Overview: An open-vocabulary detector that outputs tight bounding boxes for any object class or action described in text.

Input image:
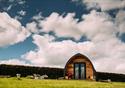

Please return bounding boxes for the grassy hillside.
[0,78,125,88]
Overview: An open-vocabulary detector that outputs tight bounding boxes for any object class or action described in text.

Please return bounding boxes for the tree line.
[0,64,64,79]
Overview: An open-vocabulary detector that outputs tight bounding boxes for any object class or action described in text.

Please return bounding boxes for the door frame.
[74,62,86,79]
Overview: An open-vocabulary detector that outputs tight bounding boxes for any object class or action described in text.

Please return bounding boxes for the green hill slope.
[0,78,125,88]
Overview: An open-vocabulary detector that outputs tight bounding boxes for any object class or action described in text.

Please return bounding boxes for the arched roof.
[64,53,96,73]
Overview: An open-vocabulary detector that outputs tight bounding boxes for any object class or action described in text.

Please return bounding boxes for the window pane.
[80,64,85,79]
[74,64,79,79]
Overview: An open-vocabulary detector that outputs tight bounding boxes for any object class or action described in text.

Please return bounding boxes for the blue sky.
[0,0,87,59]
[0,0,125,74]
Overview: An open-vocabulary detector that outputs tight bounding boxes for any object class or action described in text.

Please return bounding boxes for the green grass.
[0,78,125,88]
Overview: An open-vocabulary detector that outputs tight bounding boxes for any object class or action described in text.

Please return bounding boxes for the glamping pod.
[64,53,96,80]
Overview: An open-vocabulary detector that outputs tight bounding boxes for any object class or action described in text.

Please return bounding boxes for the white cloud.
[35,10,117,42]
[39,12,82,40]
[3,4,13,11]
[23,33,125,73]
[115,10,125,35]
[8,0,26,5]
[7,5,12,11]
[26,12,44,33]
[9,0,15,2]
[0,59,29,66]
[78,10,116,42]
[82,0,125,11]
[23,34,94,67]
[32,12,43,21]
[1,0,26,11]
[23,10,125,74]
[14,15,23,20]
[0,12,30,47]
[18,0,26,5]
[18,10,26,16]
[26,21,39,33]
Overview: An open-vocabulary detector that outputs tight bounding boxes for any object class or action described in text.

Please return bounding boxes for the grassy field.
[0,78,125,88]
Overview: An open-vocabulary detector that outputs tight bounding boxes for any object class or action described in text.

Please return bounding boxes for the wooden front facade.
[64,53,96,80]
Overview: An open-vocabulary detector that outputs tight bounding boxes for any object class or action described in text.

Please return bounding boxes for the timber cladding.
[64,53,96,80]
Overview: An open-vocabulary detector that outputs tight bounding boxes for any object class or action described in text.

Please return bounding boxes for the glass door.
[74,63,86,79]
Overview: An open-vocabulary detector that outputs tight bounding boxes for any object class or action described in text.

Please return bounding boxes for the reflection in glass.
[74,64,79,79]
[81,64,85,79]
